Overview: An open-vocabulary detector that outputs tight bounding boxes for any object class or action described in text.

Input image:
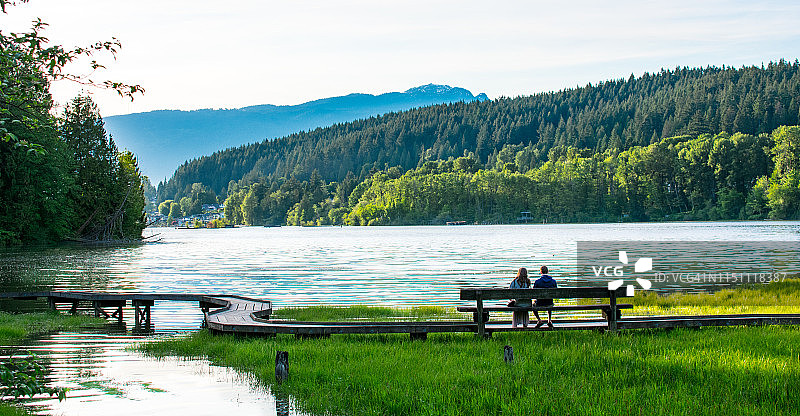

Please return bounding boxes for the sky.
[2,0,800,116]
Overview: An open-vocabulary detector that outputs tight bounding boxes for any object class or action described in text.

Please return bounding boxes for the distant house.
[517,211,533,223]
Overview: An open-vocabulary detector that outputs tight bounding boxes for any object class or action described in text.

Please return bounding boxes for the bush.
[1,352,66,401]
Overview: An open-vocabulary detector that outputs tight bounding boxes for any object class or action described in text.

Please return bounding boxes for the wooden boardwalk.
[2,291,800,338]
[0,291,270,329]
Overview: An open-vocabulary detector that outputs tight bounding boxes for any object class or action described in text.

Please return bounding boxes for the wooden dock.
[2,291,800,338]
[0,291,270,330]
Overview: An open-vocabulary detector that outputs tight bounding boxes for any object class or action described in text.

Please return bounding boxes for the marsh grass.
[140,280,800,415]
[0,311,104,344]
[0,403,27,416]
[272,305,462,322]
[0,312,103,414]
[141,327,800,416]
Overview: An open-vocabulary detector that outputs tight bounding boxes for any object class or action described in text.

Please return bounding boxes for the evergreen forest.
[158,62,800,226]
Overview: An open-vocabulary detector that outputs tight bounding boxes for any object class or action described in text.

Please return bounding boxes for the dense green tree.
[60,96,120,235]
[116,151,147,238]
[0,124,73,244]
[167,202,181,223]
[767,126,800,218]
[142,176,157,202]
[158,200,174,216]
[0,1,143,245]
[59,96,146,240]
[223,190,246,225]
[214,126,798,227]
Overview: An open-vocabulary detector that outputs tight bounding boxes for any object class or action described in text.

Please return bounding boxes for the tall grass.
[0,311,104,344]
[272,305,461,322]
[141,327,800,416]
[0,403,27,416]
[631,279,800,316]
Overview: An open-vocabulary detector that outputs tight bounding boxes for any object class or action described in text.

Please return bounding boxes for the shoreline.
[145,218,800,230]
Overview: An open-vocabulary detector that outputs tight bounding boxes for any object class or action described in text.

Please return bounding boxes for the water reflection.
[2,223,798,312]
[274,391,291,416]
[2,331,307,416]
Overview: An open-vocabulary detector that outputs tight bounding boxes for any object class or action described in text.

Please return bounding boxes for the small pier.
[2,291,800,338]
[0,291,270,331]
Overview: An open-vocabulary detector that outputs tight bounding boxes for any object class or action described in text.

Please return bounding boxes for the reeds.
[0,312,104,344]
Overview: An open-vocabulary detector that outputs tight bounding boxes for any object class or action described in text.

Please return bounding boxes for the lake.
[1,222,799,415]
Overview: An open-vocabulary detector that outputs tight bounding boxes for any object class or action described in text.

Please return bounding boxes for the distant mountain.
[104,84,488,181]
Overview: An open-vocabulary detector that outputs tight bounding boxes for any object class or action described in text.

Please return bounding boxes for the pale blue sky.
[3,0,799,116]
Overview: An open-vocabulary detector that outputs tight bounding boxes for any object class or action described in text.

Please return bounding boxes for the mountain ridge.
[104,84,487,181]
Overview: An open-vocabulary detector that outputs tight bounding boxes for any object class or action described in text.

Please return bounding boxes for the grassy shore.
[0,311,104,344]
[142,328,799,416]
[0,404,28,416]
[272,305,459,322]
[141,281,800,416]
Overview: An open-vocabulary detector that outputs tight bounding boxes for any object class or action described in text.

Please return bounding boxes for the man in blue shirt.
[533,266,557,329]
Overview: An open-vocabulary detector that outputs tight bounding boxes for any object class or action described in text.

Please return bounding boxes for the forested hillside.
[159,61,800,203]
[161,126,798,227]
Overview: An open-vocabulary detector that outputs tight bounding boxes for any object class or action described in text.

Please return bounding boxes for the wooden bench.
[459,287,631,337]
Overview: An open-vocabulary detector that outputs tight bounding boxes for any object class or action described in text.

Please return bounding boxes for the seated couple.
[509,266,557,329]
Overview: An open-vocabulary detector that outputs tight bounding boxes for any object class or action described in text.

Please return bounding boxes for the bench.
[456,304,634,322]
[459,287,631,337]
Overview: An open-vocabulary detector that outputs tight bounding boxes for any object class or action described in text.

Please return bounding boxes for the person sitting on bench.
[509,267,531,328]
[533,266,557,329]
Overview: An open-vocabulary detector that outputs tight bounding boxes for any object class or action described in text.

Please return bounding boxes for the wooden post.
[503,345,514,363]
[135,303,142,326]
[47,297,56,311]
[410,332,427,341]
[476,291,486,338]
[134,300,153,328]
[69,302,79,315]
[110,306,123,324]
[275,351,289,383]
[608,290,618,333]
[200,305,209,328]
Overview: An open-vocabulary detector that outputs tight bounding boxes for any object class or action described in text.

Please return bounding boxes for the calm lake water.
[3,332,302,416]
[1,222,799,415]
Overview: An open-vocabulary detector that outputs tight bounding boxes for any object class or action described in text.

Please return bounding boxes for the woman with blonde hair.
[509,267,532,327]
